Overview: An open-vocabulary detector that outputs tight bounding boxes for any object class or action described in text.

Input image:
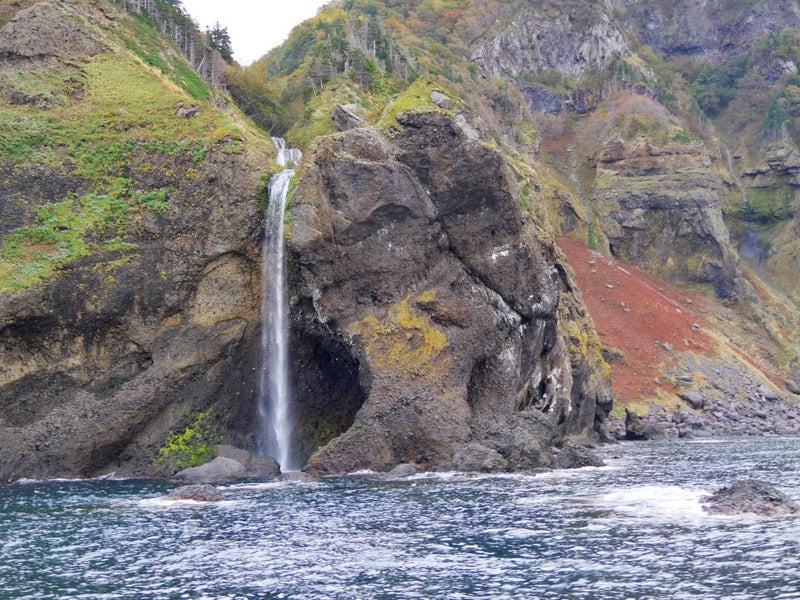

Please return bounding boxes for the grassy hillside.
[0,0,272,293]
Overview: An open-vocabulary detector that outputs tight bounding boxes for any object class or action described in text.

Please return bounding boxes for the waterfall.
[258,137,301,471]
[723,145,793,300]
[723,145,749,207]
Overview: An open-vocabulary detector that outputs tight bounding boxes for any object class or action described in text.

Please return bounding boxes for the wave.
[596,485,712,520]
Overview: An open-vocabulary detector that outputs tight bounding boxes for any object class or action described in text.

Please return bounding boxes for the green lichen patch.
[0,193,131,292]
[156,410,221,472]
[741,185,796,223]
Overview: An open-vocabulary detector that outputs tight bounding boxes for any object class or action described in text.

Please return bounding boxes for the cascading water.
[724,145,749,208]
[258,137,301,471]
[724,145,795,302]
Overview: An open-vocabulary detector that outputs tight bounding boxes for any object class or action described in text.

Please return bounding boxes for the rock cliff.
[471,4,628,80]
[592,133,747,299]
[288,111,611,474]
[463,1,799,301]
[618,0,800,63]
[0,0,271,480]
[4,0,800,480]
[0,147,266,480]
[454,0,799,421]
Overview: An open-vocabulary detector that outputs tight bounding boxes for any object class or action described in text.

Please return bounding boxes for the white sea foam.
[347,469,380,476]
[597,485,711,519]
[136,497,239,509]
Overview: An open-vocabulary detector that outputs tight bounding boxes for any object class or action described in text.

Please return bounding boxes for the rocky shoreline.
[608,352,800,440]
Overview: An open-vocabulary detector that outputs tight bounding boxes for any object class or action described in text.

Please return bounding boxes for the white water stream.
[722,145,795,301]
[257,137,301,471]
[723,145,749,207]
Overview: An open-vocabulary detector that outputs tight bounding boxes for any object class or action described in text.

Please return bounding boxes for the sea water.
[1,437,799,599]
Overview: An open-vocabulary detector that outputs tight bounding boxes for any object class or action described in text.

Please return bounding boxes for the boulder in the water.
[624,407,666,441]
[164,484,226,502]
[215,445,280,477]
[445,442,508,472]
[174,456,246,483]
[703,479,800,516]
[386,463,422,478]
[551,442,605,469]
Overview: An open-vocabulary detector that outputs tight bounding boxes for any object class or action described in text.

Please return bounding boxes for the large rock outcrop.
[471,2,629,115]
[0,148,267,481]
[0,0,271,481]
[471,4,628,81]
[592,133,748,299]
[0,2,102,60]
[288,111,611,475]
[618,0,800,63]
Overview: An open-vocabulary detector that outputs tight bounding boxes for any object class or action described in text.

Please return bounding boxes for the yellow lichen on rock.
[351,294,448,378]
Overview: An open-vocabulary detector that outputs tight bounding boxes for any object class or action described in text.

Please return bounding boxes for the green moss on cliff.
[378,77,457,132]
[156,410,220,472]
[0,194,128,292]
[0,5,272,293]
[742,186,796,223]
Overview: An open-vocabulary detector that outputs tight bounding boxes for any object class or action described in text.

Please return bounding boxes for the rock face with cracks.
[0,0,273,482]
[592,134,749,300]
[289,112,611,475]
[0,147,267,482]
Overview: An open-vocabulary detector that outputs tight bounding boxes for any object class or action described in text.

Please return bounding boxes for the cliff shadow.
[289,313,367,467]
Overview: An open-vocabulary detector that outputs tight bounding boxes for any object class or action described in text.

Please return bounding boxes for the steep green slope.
[0,0,271,293]
[0,0,275,479]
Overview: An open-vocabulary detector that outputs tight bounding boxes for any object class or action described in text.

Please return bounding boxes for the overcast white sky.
[181,0,330,65]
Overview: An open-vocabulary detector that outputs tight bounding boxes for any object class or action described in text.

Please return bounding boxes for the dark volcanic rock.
[0,0,271,482]
[624,407,666,440]
[551,442,605,469]
[445,443,508,473]
[0,146,267,482]
[624,407,647,440]
[164,484,226,502]
[703,479,800,516]
[215,445,280,477]
[289,113,611,475]
[386,463,422,478]
[174,457,247,483]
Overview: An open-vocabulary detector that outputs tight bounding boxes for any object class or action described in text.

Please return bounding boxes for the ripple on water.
[1,437,799,599]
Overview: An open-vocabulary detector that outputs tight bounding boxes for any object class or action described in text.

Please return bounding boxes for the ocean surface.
[1,436,799,599]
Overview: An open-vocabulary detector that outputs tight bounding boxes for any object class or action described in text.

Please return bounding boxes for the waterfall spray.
[257,138,301,471]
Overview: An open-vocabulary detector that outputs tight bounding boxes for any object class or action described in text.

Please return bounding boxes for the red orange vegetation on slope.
[557,237,718,405]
